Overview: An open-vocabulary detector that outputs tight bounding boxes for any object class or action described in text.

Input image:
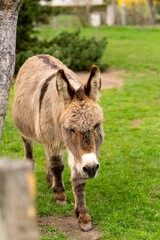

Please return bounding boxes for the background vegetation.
[16,29,107,73]
[1,24,160,239]
[15,0,107,73]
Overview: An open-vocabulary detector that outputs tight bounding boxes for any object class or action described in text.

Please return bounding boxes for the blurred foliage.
[16,30,107,73]
[16,1,107,73]
[16,0,40,52]
[16,0,55,52]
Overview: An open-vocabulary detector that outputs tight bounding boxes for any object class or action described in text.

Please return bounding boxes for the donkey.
[12,54,103,231]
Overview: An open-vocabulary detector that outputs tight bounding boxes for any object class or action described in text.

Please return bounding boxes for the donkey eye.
[94,123,99,130]
[69,128,75,134]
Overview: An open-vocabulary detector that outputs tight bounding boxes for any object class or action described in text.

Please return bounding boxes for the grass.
[35,24,160,73]
[1,24,160,239]
[41,225,69,240]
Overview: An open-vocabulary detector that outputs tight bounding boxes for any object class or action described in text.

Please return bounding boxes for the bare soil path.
[38,68,125,239]
[39,216,101,240]
[76,68,125,89]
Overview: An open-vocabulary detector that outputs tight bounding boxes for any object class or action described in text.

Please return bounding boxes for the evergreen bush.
[16,1,107,73]
[15,30,107,73]
[16,0,40,52]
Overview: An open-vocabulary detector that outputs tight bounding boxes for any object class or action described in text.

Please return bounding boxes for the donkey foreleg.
[72,173,92,231]
[22,136,34,169]
[46,153,66,205]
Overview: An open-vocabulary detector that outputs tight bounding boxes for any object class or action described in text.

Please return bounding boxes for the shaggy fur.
[12,54,104,231]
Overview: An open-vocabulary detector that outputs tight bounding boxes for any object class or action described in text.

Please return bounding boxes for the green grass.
[41,225,69,240]
[35,24,160,73]
[1,25,160,239]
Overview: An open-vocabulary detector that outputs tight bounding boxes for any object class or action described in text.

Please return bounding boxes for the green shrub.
[16,0,40,52]
[15,30,107,73]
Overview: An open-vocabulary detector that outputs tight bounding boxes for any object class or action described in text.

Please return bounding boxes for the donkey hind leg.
[71,171,92,232]
[46,153,66,205]
[22,136,34,169]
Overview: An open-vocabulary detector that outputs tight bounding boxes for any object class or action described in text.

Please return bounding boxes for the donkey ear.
[84,65,101,101]
[56,69,75,104]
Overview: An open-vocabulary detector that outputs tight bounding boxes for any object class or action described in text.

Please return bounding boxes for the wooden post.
[0,159,39,240]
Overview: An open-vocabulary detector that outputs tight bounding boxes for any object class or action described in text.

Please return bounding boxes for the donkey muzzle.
[83,163,100,178]
[81,153,100,178]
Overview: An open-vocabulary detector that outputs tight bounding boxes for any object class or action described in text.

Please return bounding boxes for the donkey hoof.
[79,222,92,232]
[56,199,67,206]
[55,192,67,206]
[78,213,92,231]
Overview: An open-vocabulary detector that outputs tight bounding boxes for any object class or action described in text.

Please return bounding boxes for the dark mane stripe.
[38,55,58,69]
[39,73,55,111]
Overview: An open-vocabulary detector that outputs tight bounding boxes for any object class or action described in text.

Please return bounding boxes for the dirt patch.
[76,68,125,89]
[38,216,101,240]
[131,119,143,127]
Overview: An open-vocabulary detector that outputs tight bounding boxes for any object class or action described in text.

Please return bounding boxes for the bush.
[16,0,54,52]
[15,30,107,73]
[16,0,40,52]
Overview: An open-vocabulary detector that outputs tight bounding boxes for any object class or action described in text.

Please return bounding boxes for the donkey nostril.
[83,167,88,173]
[83,165,99,177]
[83,166,91,176]
[96,164,100,170]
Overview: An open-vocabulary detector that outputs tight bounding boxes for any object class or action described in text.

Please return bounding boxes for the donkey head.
[56,65,103,179]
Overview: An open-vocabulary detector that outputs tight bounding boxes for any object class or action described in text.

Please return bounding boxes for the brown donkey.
[12,55,103,231]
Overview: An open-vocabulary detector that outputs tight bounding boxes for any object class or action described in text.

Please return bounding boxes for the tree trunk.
[106,1,116,26]
[148,0,156,25]
[0,159,39,240]
[121,0,126,26]
[0,0,21,141]
[74,6,91,27]
[73,0,91,27]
